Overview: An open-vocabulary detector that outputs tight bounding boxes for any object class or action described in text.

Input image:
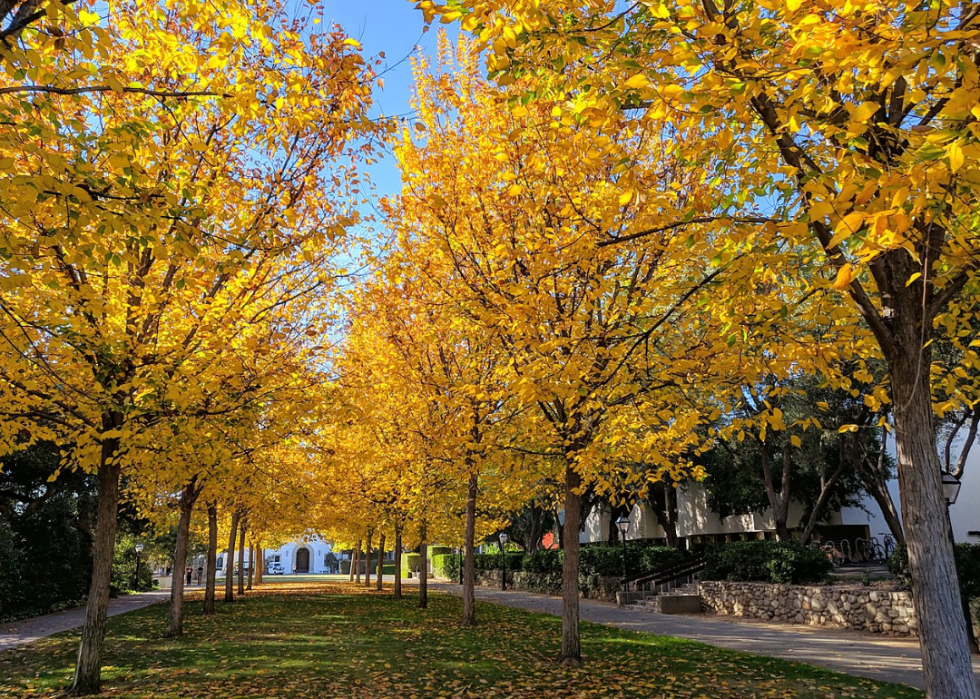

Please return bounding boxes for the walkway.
[0,591,169,652]
[426,581,980,691]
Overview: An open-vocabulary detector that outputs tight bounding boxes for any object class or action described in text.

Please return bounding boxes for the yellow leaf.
[832,263,855,289]
[828,212,865,248]
[618,189,633,206]
[851,101,879,123]
[625,74,650,89]
[906,272,922,287]
[790,435,802,448]
[948,141,964,173]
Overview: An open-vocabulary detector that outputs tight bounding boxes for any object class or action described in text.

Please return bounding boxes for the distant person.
[186,567,193,586]
[196,567,203,585]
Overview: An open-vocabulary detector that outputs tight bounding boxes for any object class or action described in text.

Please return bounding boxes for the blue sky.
[325,0,457,200]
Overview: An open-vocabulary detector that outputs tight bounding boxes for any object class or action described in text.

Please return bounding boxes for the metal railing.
[620,553,706,593]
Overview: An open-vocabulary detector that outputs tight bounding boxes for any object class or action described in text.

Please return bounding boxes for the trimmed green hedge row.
[427,543,685,581]
[703,541,832,584]
[888,543,980,597]
[432,553,459,580]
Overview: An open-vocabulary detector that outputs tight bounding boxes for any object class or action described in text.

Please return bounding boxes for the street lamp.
[499,532,509,591]
[133,543,145,591]
[616,515,631,593]
[942,472,962,505]
[458,547,463,585]
[556,509,565,550]
[940,472,977,652]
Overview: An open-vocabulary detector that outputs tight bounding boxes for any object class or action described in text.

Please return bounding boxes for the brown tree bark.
[759,442,792,541]
[203,501,218,615]
[393,527,403,599]
[167,478,200,637]
[376,533,385,591]
[246,541,254,591]
[365,531,373,588]
[462,473,478,626]
[254,543,263,586]
[891,346,977,697]
[857,428,905,542]
[354,540,361,584]
[648,482,680,548]
[560,466,582,665]
[236,522,245,595]
[224,510,239,603]
[419,525,428,609]
[70,438,122,695]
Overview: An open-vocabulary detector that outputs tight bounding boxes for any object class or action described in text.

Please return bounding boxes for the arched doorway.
[295,547,310,574]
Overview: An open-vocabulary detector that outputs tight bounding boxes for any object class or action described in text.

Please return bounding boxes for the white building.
[216,535,338,576]
[582,447,980,546]
[582,481,877,546]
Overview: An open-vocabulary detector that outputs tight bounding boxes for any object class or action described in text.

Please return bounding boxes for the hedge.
[431,553,460,580]
[520,544,684,579]
[888,543,980,598]
[402,553,423,576]
[703,541,832,584]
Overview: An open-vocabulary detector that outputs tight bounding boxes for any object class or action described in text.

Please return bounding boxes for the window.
[216,556,224,569]
[274,555,280,563]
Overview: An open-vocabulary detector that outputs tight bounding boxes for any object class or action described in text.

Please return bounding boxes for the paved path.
[425,581,980,691]
[0,591,169,652]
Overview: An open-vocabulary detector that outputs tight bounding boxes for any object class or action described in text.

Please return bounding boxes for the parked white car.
[269,563,285,575]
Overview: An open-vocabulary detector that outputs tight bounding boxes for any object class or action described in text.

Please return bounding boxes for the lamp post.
[941,472,977,654]
[616,515,631,593]
[556,509,565,550]
[458,547,463,585]
[133,543,144,591]
[499,532,509,591]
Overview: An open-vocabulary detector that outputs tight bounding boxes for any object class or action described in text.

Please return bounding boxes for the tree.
[434,2,980,693]
[1,1,377,690]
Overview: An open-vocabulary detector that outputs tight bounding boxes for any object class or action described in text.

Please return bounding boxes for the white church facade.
[215,535,338,576]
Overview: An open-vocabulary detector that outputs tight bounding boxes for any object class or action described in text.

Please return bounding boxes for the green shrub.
[521,544,684,579]
[703,541,831,584]
[889,542,980,598]
[429,546,452,558]
[431,553,461,580]
[473,551,524,572]
[522,549,563,575]
[402,553,422,576]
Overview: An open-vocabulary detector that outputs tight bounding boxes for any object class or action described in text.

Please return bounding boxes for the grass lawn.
[0,582,922,698]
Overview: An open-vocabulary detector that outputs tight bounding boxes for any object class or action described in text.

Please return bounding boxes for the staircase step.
[624,592,702,614]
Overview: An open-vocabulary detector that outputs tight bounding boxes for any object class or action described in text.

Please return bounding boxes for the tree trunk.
[648,482,680,548]
[204,501,218,615]
[254,544,263,586]
[167,479,199,637]
[246,541,254,591]
[236,522,245,595]
[561,465,582,665]
[376,533,385,591]
[760,443,792,541]
[462,473,478,626]
[354,540,361,584]
[890,349,978,698]
[365,531,373,588]
[224,511,239,603]
[70,442,122,696]
[857,429,905,542]
[394,527,403,600]
[419,525,428,610]
[800,461,848,544]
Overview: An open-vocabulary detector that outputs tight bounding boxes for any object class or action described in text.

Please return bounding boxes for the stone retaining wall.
[699,581,917,635]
